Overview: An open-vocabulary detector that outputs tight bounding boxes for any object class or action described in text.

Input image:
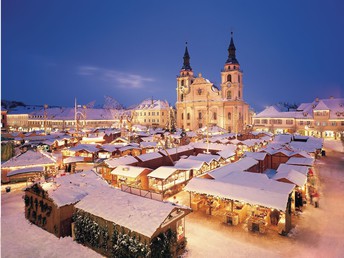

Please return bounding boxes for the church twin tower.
[175,33,250,133]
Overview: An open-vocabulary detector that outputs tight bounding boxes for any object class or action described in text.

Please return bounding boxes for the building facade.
[175,34,251,133]
[253,97,344,139]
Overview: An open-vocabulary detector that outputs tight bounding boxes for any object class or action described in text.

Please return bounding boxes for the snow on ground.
[1,140,343,258]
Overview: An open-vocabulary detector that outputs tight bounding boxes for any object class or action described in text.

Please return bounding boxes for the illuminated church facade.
[175,33,251,133]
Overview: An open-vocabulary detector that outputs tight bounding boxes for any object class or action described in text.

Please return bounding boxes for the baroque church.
[175,33,251,133]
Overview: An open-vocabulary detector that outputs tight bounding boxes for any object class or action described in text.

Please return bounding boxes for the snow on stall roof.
[136,152,163,162]
[148,166,179,180]
[2,150,57,168]
[111,165,150,178]
[235,157,259,170]
[286,157,314,166]
[272,169,307,187]
[217,146,236,159]
[192,142,228,151]
[7,166,45,177]
[63,156,85,164]
[105,156,138,168]
[174,159,205,170]
[195,153,222,162]
[99,144,119,153]
[273,134,292,144]
[164,145,194,155]
[244,151,267,161]
[75,188,180,238]
[69,144,99,153]
[289,141,321,153]
[277,163,309,176]
[184,177,294,211]
[41,170,110,207]
[140,141,157,148]
[218,171,270,188]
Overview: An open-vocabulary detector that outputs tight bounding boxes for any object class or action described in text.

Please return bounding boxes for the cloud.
[77,65,155,89]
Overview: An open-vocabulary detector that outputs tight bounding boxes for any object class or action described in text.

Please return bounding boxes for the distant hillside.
[1,100,27,110]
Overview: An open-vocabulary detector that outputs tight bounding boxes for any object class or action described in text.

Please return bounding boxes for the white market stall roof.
[189,153,222,163]
[286,157,314,166]
[273,169,307,187]
[140,141,158,148]
[184,177,294,211]
[99,144,119,153]
[244,151,267,161]
[2,150,57,168]
[191,142,228,151]
[63,156,85,164]
[80,136,105,144]
[148,166,180,180]
[288,141,320,153]
[69,144,99,153]
[217,147,236,159]
[207,157,258,179]
[164,145,194,155]
[136,152,163,162]
[277,163,310,176]
[7,166,45,177]
[105,156,138,168]
[111,165,150,178]
[174,159,205,170]
[75,188,187,239]
[40,170,110,207]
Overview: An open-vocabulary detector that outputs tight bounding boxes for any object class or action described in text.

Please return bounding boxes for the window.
[286,120,293,125]
[181,94,184,102]
[198,112,202,120]
[187,113,190,120]
[157,112,159,116]
[238,75,241,83]
[148,112,150,116]
[227,74,232,82]
[181,113,184,120]
[213,112,217,120]
[322,122,327,126]
[262,119,268,124]
[299,121,304,125]
[152,112,155,116]
[331,121,337,126]
[198,123,202,128]
[227,91,232,99]
[181,80,184,86]
[238,90,241,99]
[254,119,260,124]
[228,112,232,120]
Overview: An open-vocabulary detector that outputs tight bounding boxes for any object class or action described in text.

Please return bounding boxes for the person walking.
[312,190,320,208]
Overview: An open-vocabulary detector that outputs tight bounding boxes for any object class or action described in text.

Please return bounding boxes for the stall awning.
[63,156,85,164]
[7,166,45,177]
[184,177,294,211]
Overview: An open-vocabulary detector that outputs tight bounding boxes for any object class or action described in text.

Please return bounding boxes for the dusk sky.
[2,0,344,111]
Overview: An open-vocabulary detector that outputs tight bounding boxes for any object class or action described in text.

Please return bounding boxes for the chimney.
[315,97,319,102]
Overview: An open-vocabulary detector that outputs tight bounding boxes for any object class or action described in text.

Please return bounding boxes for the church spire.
[226,32,239,64]
[181,42,192,71]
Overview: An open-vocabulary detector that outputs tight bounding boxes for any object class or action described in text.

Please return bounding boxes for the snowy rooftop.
[184,177,294,211]
[272,169,307,187]
[75,188,184,238]
[136,152,163,162]
[104,156,139,168]
[286,157,314,166]
[2,150,57,168]
[244,151,267,161]
[148,166,179,180]
[174,159,205,170]
[111,165,150,178]
[69,144,99,153]
[40,170,110,207]
[277,163,310,176]
[7,166,45,177]
[63,156,85,164]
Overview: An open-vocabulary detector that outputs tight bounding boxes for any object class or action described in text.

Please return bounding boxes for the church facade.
[175,33,251,133]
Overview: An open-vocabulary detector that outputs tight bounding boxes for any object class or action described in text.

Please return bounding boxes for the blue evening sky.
[2,0,344,111]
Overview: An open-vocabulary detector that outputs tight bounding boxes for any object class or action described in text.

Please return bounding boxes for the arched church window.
[181,80,184,86]
[227,74,232,82]
[181,113,184,120]
[187,113,190,120]
[181,94,184,102]
[198,112,202,120]
[227,90,231,99]
[228,112,232,120]
[213,112,217,120]
[238,90,241,99]
[238,75,241,83]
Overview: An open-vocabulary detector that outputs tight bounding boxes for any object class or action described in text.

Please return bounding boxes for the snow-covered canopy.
[286,157,314,166]
[2,150,57,168]
[272,169,307,187]
[277,163,310,176]
[40,170,110,207]
[63,156,85,164]
[111,165,150,178]
[184,176,294,211]
[75,188,188,239]
[174,159,205,170]
[104,156,138,168]
[148,166,180,180]
[244,151,267,161]
[135,152,163,162]
[7,166,45,177]
[187,153,220,164]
